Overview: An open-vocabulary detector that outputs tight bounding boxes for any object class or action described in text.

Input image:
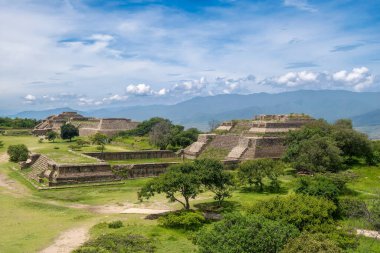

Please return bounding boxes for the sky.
[0,0,379,113]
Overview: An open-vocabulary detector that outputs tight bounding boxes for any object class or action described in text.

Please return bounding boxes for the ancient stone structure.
[84,150,176,160]
[32,112,139,137]
[23,151,179,186]
[185,114,313,161]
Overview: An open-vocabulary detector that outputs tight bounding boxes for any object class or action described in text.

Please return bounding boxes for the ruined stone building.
[33,112,139,137]
[184,114,313,161]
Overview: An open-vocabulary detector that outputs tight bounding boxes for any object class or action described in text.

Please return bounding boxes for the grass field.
[1,135,380,252]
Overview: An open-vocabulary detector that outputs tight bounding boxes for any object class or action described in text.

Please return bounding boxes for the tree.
[0,140,3,148]
[60,123,79,142]
[281,233,343,253]
[149,120,172,149]
[46,130,58,142]
[291,136,343,173]
[332,128,373,163]
[138,163,202,210]
[238,159,276,191]
[334,119,353,129]
[7,144,29,162]
[250,194,336,231]
[194,159,234,205]
[90,133,108,153]
[265,160,285,192]
[208,120,220,132]
[194,213,299,253]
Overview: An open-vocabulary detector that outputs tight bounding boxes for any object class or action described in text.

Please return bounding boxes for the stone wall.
[253,137,285,159]
[47,162,119,186]
[84,150,177,160]
[112,162,179,179]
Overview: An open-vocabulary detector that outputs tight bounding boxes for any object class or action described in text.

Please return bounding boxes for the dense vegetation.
[0,117,39,129]
[118,117,201,150]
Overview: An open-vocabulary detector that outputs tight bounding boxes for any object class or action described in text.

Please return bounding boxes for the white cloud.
[283,0,317,12]
[261,67,376,91]
[102,94,128,102]
[24,94,36,101]
[126,83,153,96]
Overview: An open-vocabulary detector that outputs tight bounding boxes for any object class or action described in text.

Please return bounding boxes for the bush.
[250,194,336,231]
[194,213,299,253]
[158,210,206,230]
[295,175,340,203]
[7,144,29,162]
[73,233,154,253]
[0,140,3,148]
[280,233,343,253]
[108,220,123,229]
[338,198,369,219]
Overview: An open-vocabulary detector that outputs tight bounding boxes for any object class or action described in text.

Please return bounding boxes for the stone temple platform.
[184,114,313,161]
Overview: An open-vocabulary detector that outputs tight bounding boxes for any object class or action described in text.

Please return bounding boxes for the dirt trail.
[69,201,172,214]
[0,152,8,163]
[357,229,380,240]
[39,225,91,253]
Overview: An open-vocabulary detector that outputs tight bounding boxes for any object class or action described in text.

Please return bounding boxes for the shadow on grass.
[239,186,289,195]
[194,200,241,213]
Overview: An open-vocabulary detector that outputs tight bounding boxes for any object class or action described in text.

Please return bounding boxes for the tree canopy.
[60,123,79,141]
[194,213,299,253]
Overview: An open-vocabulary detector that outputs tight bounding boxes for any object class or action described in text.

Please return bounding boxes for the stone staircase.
[227,137,250,159]
[184,134,216,159]
[27,154,52,181]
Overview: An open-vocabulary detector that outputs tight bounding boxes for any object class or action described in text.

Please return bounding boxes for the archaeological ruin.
[184,114,314,161]
[32,111,139,137]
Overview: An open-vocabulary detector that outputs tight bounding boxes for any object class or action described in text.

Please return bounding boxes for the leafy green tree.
[149,120,172,149]
[238,159,276,191]
[138,163,202,209]
[332,128,373,163]
[291,136,343,173]
[265,160,285,192]
[281,233,343,253]
[46,130,58,142]
[334,118,353,129]
[7,144,29,162]
[194,213,299,253]
[194,159,234,205]
[90,133,109,153]
[250,194,336,231]
[295,175,340,203]
[60,123,79,142]
[370,192,380,230]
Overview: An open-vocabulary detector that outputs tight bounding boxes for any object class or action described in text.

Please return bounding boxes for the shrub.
[280,233,343,253]
[295,175,340,203]
[338,198,369,219]
[108,220,123,229]
[250,194,336,231]
[0,140,3,148]
[194,213,299,253]
[73,233,154,253]
[158,210,206,230]
[7,144,29,162]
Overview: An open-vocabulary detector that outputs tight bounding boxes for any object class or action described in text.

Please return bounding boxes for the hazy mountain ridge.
[9,90,380,130]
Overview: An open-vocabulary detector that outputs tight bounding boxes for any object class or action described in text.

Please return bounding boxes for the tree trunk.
[184,197,190,210]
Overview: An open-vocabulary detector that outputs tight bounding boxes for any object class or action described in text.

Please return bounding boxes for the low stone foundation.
[112,162,179,179]
[84,150,177,160]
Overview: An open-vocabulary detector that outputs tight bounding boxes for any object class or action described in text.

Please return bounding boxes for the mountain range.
[10,90,380,130]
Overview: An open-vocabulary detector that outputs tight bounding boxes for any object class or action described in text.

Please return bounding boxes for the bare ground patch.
[39,225,91,253]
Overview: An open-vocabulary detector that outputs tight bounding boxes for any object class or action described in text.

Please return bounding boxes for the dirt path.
[0,152,8,163]
[39,225,91,253]
[69,201,172,214]
[0,171,30,196]
[357,229,380,240]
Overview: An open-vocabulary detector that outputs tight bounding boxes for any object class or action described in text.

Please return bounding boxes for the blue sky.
[0,0,379,113]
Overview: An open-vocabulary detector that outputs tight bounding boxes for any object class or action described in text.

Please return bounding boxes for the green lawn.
[1,136,380,253]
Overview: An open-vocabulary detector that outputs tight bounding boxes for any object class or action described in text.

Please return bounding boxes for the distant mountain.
[10,107,84,120]
[352,109,380,126]
[9,90,380,130]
